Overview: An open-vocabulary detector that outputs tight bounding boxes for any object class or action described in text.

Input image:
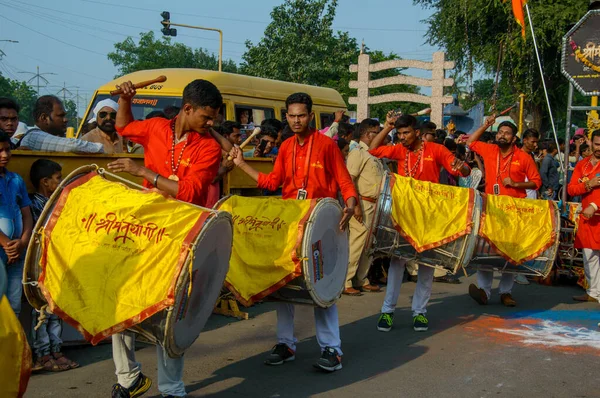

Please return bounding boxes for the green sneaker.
[377,312,394,332]
[413,313,429,332]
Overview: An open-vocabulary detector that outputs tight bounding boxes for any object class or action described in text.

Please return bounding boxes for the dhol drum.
[216,196,348,308]
[558,202,584,269]
[365,171,481,274]
[468,200,561,278]
[23,165,232,358]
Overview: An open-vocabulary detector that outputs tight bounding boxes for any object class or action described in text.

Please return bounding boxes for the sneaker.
[111,373,152,398]
[514,274,530,285]
[314,347,342,372]
[377,312,394,332]
[413,313,429,332]
[264,343,295,366]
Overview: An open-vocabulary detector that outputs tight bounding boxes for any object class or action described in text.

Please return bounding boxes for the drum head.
[168,212,232,356]
[301,199,348,308]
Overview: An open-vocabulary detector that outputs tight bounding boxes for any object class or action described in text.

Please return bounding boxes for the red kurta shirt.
[567,156,600,250]
[117,117,221,206]
[369,141,468,183]
[469,141,541,198]
[258,129,357,201]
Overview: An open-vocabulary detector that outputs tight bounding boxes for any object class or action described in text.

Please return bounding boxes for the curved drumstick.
[410,107,432,116]
[110,75,167,96]
[227,127,261,160]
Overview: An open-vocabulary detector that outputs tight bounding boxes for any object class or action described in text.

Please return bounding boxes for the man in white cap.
[80,99,125,153]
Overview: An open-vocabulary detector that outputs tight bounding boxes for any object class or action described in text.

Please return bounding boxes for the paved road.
[26,275,599,398]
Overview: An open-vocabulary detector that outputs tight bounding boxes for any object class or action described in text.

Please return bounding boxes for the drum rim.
[300,197,348,308]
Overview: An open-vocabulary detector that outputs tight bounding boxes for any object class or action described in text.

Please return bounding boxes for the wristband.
[153,173,160,187]
[591,202,599,211]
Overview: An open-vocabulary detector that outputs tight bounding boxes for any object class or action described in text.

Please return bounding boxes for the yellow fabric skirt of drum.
[480,195,556,265]
[391,175,474,252]
[219,196,314,307]
[40,173,208,345]
[0,295,31,398]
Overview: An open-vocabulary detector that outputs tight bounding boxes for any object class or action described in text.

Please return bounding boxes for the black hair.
[182,79,223,110]
[33,95,62,122]
[421,121,437,135]
[546,142,558,153]
[285,92,313,113]
[337,122,354,139]
[434,129,446,144]
[337,137,349,152]
[592,129,600,140]
[220,120,242,135]
[146,110,167,120]
[580,143,590,154]
[455,130,466,137]
[522,128,540,140]
[456,144,467,160]
[0,97,20,113]
[394,114,419,130]
[0,129,8,143]
[260,118,283,139]
[358,118,380,136]
[163,105,180,119]
[444,138,457,152]
[497,121,517,136]
[281,124,294,141]
[558,138,565,146]
[30,159,62,190]
[480,131,495,143]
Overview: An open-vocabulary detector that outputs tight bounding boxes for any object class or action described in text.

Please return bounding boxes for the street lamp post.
[160,12,223,72]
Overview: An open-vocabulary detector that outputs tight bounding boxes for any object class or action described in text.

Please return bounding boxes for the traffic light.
[161,11,177,37]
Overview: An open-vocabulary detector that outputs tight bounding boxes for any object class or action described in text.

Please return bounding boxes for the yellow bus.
[14,69,347,194]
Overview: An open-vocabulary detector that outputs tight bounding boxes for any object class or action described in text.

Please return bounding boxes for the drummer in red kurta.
[229,92,357,373]
[568,130,600,303]
[367,113,470,334]
[106,79,223,398]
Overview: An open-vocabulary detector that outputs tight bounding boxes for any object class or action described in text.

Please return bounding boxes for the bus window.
[235,105,274,135]
[320,113,334,129]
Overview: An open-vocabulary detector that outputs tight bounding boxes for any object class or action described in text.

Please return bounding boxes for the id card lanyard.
[292,133,314,199]
[494,150,514,195]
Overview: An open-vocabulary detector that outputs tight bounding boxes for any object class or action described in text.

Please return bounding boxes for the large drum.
[216,196,348,308]
[366,172,481,274]
[23,165,232,358]
[468,199,561,278]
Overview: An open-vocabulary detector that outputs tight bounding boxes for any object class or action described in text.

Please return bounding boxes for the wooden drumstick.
[228,127,261,160]
[110,75,167,96]
[410,107,432,116]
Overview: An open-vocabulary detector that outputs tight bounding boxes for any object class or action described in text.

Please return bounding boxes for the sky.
[0,0,442,114]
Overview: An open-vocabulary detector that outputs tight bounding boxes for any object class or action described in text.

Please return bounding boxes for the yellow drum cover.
[0,296,31,398]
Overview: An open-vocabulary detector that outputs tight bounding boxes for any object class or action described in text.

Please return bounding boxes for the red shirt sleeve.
[325,140,357,203]
[568,161,588,197]
[369,145,403,160]
[176,140,221,205]
[116,118,164,146]
[435,144,470,177]
[468,141,495,159]
[523,153,542,190]
[257,141,287,191]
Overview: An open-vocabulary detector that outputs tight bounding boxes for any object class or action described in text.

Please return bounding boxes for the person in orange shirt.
[568,129,600,303]
[368,113,470,333]
[107,79,223,398]
[228,92,357,373]
[466,116,542,308]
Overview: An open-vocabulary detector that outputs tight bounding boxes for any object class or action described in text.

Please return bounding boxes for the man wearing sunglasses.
[81,99,125,153]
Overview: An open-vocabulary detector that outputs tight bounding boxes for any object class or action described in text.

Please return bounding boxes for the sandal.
[40,355,70,372]
[32,357,45,372]
[53,352,80,369]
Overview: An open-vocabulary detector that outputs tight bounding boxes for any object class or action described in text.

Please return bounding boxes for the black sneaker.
[111,373,152,398]
[413,313,429,332]
[377,312,394,332]
[314,347,342,372]
[264,343,295,366]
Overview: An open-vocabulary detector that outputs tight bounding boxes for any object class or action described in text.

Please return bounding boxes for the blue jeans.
[1,249,24,317]
[32,309,63,358]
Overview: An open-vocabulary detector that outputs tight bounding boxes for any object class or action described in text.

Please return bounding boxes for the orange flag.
[511,0,527,38]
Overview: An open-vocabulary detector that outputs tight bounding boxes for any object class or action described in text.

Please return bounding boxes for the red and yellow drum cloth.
[38,173,209,345]
[0,295,31,398]
[218,196,315,307]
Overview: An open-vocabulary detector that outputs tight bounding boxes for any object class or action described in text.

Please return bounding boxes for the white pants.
[381,257,434,316]
[583,249,600,300]
[276,302,342,355]
[476,270,515,299]
[112,332,186,397]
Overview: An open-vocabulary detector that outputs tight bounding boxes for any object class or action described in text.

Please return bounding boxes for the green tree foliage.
[0,73,38,125]
[241,0,420,121]
[108,32,238,77]
[415,0,589,133]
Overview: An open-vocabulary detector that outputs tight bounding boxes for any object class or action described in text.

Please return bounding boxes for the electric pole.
[57,82,73,103]
[18,66,56,96]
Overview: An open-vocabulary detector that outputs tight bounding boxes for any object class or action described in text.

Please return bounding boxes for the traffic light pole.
[169,22,222,72]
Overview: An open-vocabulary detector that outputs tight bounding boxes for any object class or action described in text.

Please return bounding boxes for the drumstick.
[227,127,261,161]
[110,75,167,96]
[497,102,519,116]
[410,107,432,117]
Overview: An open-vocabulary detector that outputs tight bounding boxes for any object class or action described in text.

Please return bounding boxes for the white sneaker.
[514,274,530,285]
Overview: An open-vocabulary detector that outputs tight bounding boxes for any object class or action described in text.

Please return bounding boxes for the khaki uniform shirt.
[346,140,384,199]
[80,128,125,154]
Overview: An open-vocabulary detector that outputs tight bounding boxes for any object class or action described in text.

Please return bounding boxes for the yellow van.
[15,69,346,195]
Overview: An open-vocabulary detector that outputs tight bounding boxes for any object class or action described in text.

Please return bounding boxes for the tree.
[0,73,38,125]
[414,0,589,133]
[108,32,238,77]
[241,0,420,121]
